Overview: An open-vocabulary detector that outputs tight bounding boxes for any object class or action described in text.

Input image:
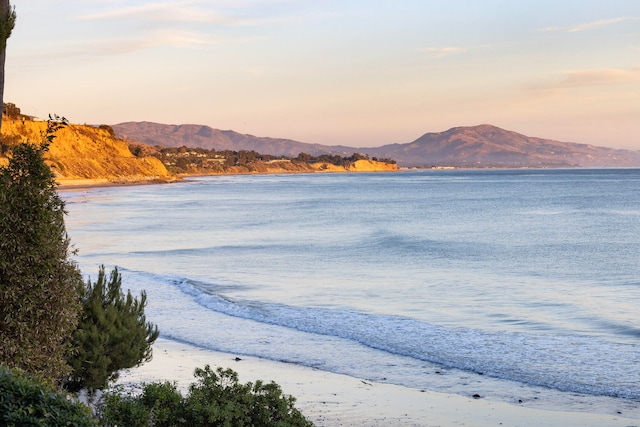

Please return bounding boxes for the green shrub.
[97,386,150,427]
[185,365,312,426]
[0,365,97,427]
[97,365,313,427]
[140,381,184,426]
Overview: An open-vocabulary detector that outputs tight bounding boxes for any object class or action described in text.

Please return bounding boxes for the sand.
[115,338,638,427]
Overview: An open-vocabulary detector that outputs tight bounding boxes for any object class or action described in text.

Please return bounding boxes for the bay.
[62,169,640,417]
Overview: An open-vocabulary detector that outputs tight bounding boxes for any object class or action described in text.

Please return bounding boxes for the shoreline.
[56,176,181,191]
[55,167,639,191]
[55,168,403,191]
[116,338,637,427]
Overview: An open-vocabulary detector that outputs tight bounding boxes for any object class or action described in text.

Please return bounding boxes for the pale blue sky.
[5,1,640,148]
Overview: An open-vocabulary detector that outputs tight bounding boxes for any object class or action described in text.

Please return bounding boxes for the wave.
[163,275,640,400]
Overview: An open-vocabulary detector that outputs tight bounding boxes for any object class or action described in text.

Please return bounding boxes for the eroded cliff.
[1,117,172,185]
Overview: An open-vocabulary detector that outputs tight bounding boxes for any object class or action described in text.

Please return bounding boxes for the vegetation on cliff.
[137,144,397,175]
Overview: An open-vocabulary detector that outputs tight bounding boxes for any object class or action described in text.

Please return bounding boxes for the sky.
[5,1,640,149]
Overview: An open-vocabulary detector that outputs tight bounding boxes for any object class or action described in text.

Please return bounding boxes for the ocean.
[62,168,640,417]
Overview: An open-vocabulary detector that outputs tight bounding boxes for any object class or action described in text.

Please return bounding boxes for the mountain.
[112,122,640,168]
[366,124,640,168]
[112,121,354,157]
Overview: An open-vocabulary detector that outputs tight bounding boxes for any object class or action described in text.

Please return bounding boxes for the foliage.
[0,365,98,427]
[140,381,184,426]
[152,145,395,174]
[0,2,15,50]
[2,101,20,118]
[185,365,313,427]
[0,116,84,382]
[97,124,115,138]
[97,365,313,427]
[98,386,151,427]
[0,133,20,156]
[65,266,159,394]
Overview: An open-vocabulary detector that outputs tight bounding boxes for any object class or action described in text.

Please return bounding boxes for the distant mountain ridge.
[368,124,640,168]
[112,122,640,168]
[113,121,354,158]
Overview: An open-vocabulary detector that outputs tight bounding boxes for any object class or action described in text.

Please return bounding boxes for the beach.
[116,339,638,427]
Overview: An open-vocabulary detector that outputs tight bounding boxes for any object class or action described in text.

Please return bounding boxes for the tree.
[0,0,16,133]
[65,266,159,394]
[0,117,84,382]
[294,152,312,163]
[98,124,115,138]
[2,101,19,118]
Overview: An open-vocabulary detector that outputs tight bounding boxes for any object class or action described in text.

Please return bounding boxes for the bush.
[0,365,97,427]
[98,386,151,427]
[140,381,184,426]
[97,365,313,427]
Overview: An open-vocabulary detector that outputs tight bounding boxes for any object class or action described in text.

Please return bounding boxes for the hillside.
[1,117,173,185]
[113,121,640,168]
[113,121,354,157]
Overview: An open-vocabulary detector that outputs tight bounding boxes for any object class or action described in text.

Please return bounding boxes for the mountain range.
[112,122,640,168]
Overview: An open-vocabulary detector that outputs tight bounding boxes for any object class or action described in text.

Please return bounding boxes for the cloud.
[79,1,244,24]
[561,68,640,86]
[419,47,467,58]
[538,17,638,33]
[527,66,640,92]
[53,38,153,59]
[77,0,302,26]
[418,44,491,58]
[30,30,224,63]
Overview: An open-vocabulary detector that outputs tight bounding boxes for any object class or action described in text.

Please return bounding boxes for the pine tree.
[0,117,83,381]
[65,266,159,393]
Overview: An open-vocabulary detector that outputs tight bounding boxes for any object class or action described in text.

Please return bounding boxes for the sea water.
[62,169,640,417]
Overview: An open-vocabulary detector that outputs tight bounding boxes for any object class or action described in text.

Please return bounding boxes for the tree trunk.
[0,0,13,134]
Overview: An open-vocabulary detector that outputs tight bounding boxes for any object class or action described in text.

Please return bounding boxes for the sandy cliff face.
[196,159,397,175]
[305,160,397,173]
[348,159,398,172]
[1,117,172,183]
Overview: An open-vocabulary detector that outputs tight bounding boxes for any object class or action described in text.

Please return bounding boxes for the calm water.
[62,169,640,417]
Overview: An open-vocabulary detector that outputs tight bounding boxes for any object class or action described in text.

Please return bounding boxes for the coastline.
[55,168,403,191]
[116,338,637,427]
[56,176,180,191]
